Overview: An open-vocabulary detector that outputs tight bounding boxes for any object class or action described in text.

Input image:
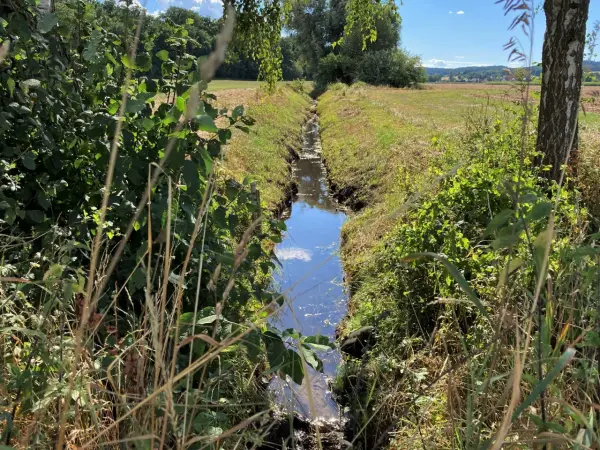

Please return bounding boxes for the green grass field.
[207,79,263,91]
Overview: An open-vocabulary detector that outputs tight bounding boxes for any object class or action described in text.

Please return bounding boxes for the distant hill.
[425,60,600,83]
[425,65,541,82]
[585,60,600,71]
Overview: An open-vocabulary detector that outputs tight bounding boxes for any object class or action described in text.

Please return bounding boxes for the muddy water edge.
[265,101,350,450]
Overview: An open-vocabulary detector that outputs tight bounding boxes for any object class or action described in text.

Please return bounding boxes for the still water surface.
[270,110,347,424]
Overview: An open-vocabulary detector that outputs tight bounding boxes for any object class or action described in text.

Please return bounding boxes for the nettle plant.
[0,2,327,446]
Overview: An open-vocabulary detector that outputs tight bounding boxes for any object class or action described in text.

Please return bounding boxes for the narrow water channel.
[270,104,348,427]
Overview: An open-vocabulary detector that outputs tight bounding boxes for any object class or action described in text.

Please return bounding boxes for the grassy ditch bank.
[221,85,312,211]
[319,84,600,449]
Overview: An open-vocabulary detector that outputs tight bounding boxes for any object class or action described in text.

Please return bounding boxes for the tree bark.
[536,0,590,182]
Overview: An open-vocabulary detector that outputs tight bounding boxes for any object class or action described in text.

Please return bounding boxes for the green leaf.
[179,312,194,326]
[492,233,520,250]
[179,307,219,326]
[197,315,217,325]
[519,193,538,204]
[129,267,146,292]
[199,147,213,176]
[125,99,145,114]
[526,202,552,223]
[528,414,568,433]
[402,252,489,320]
[9,103,31,115]
[43,264,64,281]
[214,206,227,228]
[121,54,136,69]
[218,128,232,144]
[512,347,576,421]
[282,328,301,340]
[7,77,15,97]
[156,49,169,61]
[21,152,36,170]
[26,210,45,223]
[196,115,218,133]
[264,331,286,368]
[304,334,335,350]
[186,17,195,25]
[301,345,323,372]
[37,191,51,210]
[197,312,218,325]
[39,13,58,33]
[107,101,120,115]
[176,96,186,113]
[182,160,199,192]
[83,30,102,61]
[136,53,152,71]
[484,209,514,237]
[141,118,154,131]
[232,105,244,120]
[137,92,155,103]
[281,349,304,385]
[4,208,16,225]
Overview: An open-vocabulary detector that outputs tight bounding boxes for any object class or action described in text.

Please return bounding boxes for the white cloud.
[276,247,312,262]
[117,0,142,9]
[423,58,494,68]
[455,56,465,59]
[448,10,453,14]
[188,0,222,18]
[149,9,163,16]
[456,10,465,15]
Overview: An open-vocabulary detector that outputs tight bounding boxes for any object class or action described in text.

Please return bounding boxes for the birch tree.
[536,0,590,181]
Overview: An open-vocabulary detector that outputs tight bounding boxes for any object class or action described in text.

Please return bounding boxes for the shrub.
[317,49,425,90]
[315,53,357,89]
[357,49,426,87]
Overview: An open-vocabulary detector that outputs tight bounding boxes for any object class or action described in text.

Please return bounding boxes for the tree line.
[54,0,425,89]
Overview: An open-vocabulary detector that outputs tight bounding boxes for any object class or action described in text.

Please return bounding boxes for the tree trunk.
[536,0,590,182]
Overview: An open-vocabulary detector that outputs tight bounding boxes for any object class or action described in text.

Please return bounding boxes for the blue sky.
[401,1,600,67]
[144,0,600,68]
[145,0,223,20]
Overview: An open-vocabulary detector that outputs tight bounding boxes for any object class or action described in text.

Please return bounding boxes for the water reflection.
[270,112,347,423]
